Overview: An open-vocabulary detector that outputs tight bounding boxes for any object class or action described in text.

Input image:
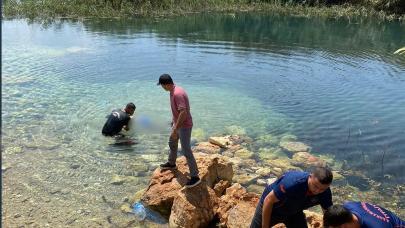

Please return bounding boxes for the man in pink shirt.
[157,74,201,188]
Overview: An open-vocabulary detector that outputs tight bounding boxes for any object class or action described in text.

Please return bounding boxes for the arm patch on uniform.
[280,184,286,193]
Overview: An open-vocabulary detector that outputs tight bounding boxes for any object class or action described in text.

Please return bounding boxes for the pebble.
[70,164,80,169]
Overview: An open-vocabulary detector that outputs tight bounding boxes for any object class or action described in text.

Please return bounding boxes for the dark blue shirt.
[260,171,332,216]
[344,202,405,228]
[102,109,130,136]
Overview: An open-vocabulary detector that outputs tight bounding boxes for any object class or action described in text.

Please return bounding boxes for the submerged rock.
[234,148,254,159]
[291,152,327,169]
[257,147,286,161]
[264,158,302,175]
[255,134,280,147]
[224,125,246,136]
[280,134,298,142]
[232,173,259,185]
[279,141,311,153]
[191,128,206,142]
[110,174,137,185]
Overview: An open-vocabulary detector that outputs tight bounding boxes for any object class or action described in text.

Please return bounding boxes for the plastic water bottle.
[132,202,146,221]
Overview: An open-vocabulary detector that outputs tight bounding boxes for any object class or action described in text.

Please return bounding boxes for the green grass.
[2,0,404,20]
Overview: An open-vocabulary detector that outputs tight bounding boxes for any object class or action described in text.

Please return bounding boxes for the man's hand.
[170,128,178,140]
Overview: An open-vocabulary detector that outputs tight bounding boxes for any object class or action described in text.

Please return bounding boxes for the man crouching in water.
[102,102,135,137]
[250,167,333,228]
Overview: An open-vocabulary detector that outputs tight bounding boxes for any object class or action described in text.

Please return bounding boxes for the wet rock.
[209,136,232,148]
[232,173,259,185]
[271,167,283,177]
[247,184,264,194]
[256,179,267,186]
[50,188,62,194]
[291,152,327,169]
[255,167,272,177]
[70,164,80,169]
[110,174,137,185]
[193,142,222,154]
[267,177,277,185]
[280,141,311,153]
[265,158,301,174]
[141,153,233,216]
[234,148,254,159]
[257,147,286,161]
[169,183,218,228]
[120,203,132,213]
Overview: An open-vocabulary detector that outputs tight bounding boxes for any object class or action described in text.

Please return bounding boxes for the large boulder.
[226,193,259,228]
[141,152,233,216]
[217,183,260,226]
[169,183,219,228]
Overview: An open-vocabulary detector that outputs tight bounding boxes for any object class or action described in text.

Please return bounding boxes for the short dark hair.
[126,102,136,110]
[157,74,174,85]
[312,166,333,184]
[323,205,353,227]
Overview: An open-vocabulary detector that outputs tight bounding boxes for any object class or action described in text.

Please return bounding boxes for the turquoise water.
[2,14,405,225]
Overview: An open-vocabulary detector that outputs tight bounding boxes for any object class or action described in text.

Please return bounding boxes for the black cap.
[157,74,174,85]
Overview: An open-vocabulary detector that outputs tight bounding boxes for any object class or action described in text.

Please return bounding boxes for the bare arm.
[170,109,186,140]
[262,190,279,228]
[174,109,186,130]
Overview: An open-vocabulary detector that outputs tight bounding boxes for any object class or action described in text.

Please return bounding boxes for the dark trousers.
[250,201,308,228]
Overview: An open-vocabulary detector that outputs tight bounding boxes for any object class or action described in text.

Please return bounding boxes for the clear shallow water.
[2,14,405,224]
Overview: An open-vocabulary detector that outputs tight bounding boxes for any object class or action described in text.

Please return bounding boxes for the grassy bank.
[2,0,405,21]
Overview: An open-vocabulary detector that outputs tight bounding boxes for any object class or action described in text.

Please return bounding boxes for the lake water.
[2,14,405,226]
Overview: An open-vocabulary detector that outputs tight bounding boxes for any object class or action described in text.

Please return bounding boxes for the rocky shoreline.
[124,135,327,227]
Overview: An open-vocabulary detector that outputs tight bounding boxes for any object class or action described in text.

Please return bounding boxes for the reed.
[2,0,404,20]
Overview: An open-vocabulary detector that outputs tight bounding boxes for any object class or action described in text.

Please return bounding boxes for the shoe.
[185,177,201,188]
[160,162,177,170]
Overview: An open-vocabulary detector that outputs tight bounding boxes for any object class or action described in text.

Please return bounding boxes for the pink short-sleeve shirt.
[170,85,193,128]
